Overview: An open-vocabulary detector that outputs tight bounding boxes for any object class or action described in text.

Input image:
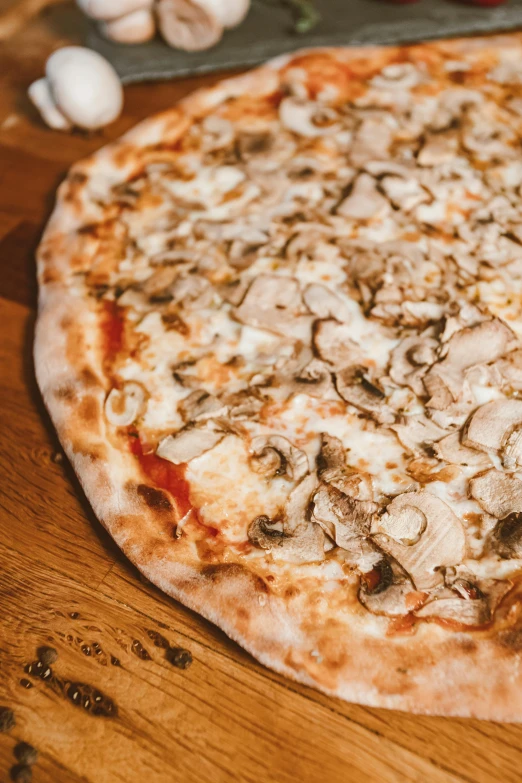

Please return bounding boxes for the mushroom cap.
[157,425,224,464]
[46,47,123,130]
[198,0,250,28]
[463,398,522,465]
[372,491,466,589]
[469,469,522,519]
[279,97,339,138]
[105,381,147,427]
[156,0,223,52]
[250,434,309,482]
[76,0,153,21]
[100,8,156,44]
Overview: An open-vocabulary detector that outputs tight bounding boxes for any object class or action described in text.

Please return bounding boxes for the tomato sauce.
[101,300,124,365]
[129,435,192,517]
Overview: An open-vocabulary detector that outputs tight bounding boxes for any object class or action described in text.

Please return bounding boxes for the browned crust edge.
[35,36,522,721]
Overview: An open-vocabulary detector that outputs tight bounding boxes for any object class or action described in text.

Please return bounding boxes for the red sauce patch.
[101,300,124,365]
[387,613,417,637]
[129,436,191,517]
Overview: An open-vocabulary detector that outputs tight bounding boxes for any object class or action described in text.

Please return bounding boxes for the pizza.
[35,35,522,720]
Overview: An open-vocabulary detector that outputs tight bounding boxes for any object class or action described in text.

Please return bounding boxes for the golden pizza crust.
[35,35,522,720]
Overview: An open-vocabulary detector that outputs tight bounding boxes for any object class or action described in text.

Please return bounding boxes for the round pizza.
[36,35,522,720]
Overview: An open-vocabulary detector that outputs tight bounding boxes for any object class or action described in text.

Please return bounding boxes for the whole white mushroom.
[157,0,250,52]
[28,47,123,131]
[76,0,153,21]
[100,8,156,43]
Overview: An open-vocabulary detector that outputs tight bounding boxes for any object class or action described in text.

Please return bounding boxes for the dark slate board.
[88,0,522,84]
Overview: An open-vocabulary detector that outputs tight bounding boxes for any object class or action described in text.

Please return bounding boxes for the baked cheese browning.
[81,42,522,632]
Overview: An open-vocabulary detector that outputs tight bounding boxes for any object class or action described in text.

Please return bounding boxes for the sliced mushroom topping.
[434,432,492,467]
[494,513,522,558]
[178,390,227,423]
[317,433,373,499]
[469,469,522,519]
[233,274,312,340]
[336,174,389,221]
[424,318,514,409]
[335,367,395,425]
[372,491,466,589]
[248,474,326,563]
[250,435,309,482]
[380,175,429,212]
[105,381,147,427]
[417,133,459,166]
[279,97,339,138]
[170,274,214,311]
[415,595,490,626]
[279,358,335,401]
[303,283,352,323]
[389,335,438,397]
[350,117,394,167]
[358,555,418,617]
[463,398,522,468]
[311,483,378,549]
[495,348,522,391]
[312,320,363,370]
[224,389,265,419]
[371,62,422,90]
[391,414,447,456]
[157,424,224,464]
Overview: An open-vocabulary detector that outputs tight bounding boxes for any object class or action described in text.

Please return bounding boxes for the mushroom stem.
[27,77,72,131]
[156,0,223,52]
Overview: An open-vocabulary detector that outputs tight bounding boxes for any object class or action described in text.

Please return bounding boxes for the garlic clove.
[100,8,156,43]
[27,77,73,131]
[156,0,223,52]
[45,47,123,131]
[76,0,153,22]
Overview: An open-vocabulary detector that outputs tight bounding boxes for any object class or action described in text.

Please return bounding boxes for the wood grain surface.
[2,4,522,782]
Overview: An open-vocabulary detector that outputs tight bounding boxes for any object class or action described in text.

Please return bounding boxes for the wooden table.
[2,5,522,782]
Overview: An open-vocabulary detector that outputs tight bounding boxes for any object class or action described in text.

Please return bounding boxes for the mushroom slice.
[248,474,326,563]
[313,320,363,370]
[358,556,418,618]
[417,133,459,166]
[156,0,223,52]
[234,274,312,340]
[434,432,491,468]
[424,319,514,409]
[389,335,438,397]
[335,367,395,425]
[372,491,466,589]
[495,348,522,391]
[250,435,309,482]
[415,595,490,626]
[336,174,390,221]
[469,469,522,519]
[462,399,522,468]
[279,97,339,138]
[157,425,224,464]
[105,382,147,427]
[317,433,373,499]
[303,284,352,323]
[311,483,378,549]
[391,415,447,456]
[178,390,226,423]
[493,513,522,558]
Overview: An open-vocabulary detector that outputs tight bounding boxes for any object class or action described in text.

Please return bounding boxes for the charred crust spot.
[80,367,100,388]
[201,563,269,593]
[137,484,173,511]
[457,638,477,654]
[54,385,75,401]
[78,396,99,425]
[60,316,73,330]
[497,627,522,653]
[42,268,60,285]
[69,172,88,186]
[78,223,99,237]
